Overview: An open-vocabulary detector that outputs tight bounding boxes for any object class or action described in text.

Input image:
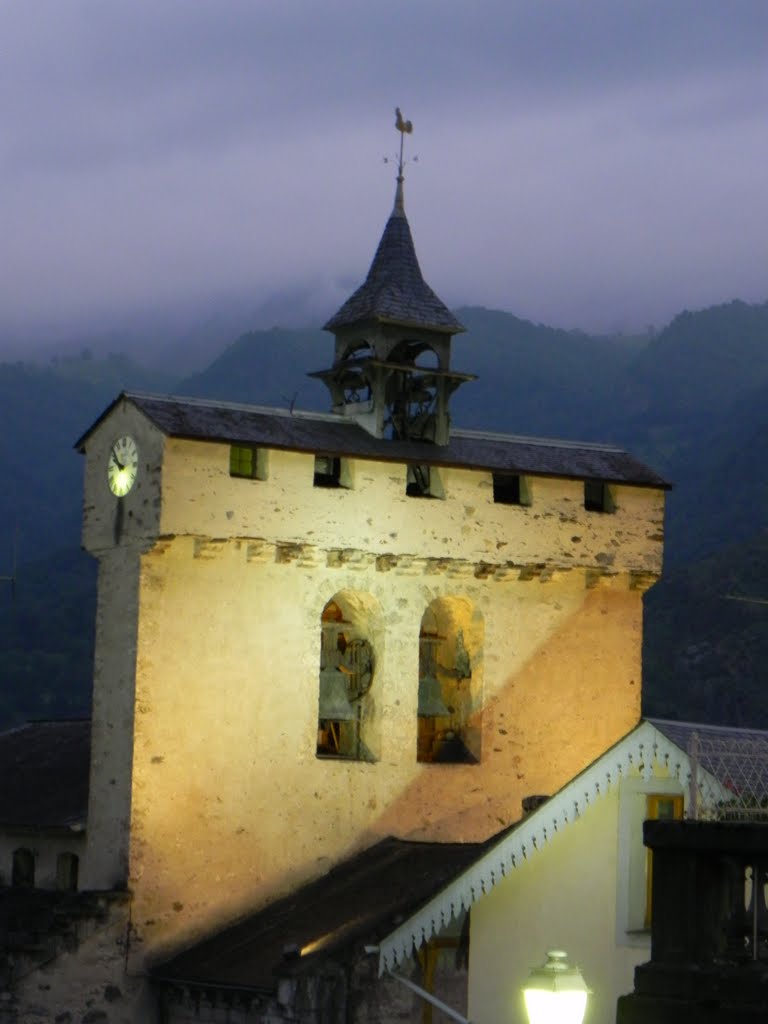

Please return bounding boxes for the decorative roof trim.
[377,721,725,974]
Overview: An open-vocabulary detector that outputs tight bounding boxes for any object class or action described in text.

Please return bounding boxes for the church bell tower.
[311,110,474,445]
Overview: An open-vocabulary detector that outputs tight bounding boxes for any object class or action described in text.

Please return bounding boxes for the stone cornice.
[150,535,660,590]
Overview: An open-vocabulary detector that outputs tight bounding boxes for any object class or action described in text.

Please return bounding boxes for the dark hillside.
[599,300,768,475]
[643,531,768,727]
[0,547,96,727]
[0,354,171,567]
[178,327,328,410]
[451,307,642,439]
[618,300,768,423]
[1,298,768,730]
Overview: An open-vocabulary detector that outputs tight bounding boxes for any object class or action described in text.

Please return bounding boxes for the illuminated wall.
[79,400,664,957]
[469,791,626,1024]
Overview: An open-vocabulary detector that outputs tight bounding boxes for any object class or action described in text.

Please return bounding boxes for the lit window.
[229,445,267,480]
[644,793,684,927]
[584,480,615,513]
[316,598,376,761]
[417,600,481,764]
[493,473,531,506]
[616,781,684,942]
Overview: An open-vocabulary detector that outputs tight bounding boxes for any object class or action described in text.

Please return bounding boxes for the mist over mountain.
[0,282,362,374]
[1,297,767,729]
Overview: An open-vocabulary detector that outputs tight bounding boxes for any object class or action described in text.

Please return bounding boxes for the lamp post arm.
[387,970,472,1024]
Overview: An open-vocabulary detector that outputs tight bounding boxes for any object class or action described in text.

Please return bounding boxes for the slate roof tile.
[77,392,670,489]
[153,836,485,992]
[0,720,90,830]
[324,202,464,335]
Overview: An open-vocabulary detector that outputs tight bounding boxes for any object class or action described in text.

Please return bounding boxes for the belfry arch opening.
[316,591,381,762]
[340,340,375,362]
[337,341,374,405]
[389,339,441,369]
[417,597,483,764]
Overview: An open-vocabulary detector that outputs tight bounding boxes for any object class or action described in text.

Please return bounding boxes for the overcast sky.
[3,0,768,348]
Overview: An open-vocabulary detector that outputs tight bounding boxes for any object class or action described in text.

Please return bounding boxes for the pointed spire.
[393,174,405,218]
[323,109,463,335]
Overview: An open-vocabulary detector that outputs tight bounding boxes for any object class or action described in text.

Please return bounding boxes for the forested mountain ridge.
[1,299,768,729]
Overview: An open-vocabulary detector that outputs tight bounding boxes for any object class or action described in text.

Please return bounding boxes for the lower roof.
[76,392,670,489]
[0,720,90,831]
[153,836,487,992]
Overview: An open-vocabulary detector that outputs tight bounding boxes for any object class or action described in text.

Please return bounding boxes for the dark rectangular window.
[493,473,531,506]
[406,465,443,499]
[56,852,79,891]
[584,480,615,513]
[230,445,266,480]
[314,455,342,487]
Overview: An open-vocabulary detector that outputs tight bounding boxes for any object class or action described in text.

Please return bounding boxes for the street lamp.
[522,950,589,1024]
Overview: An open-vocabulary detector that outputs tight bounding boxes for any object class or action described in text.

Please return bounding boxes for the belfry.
[312,110,473,445]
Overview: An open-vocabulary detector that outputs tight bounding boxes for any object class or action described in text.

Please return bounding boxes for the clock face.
[107,435,139,497]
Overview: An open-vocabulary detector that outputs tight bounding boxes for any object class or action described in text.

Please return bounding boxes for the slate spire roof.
[324,175,465,335]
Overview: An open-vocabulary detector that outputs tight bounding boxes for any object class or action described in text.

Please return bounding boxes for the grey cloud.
[2,0,768,344]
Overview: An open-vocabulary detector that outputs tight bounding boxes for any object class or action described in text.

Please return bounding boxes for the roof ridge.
[453,427,624,453]
[649,716,768,738]
[121,391,344,424]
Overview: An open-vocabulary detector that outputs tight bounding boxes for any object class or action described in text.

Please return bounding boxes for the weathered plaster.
[0,834,85,890]
[78,405,664,965]
[80,547,142,892]
[156,439,664,575]
[10,898,154,1024]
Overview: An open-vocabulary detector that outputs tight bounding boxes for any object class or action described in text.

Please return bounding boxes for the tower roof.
[324,178,465,336]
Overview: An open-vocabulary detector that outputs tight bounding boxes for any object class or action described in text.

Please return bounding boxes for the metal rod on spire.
[394,107,413,179]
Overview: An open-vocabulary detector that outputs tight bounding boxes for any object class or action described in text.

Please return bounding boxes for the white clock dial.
[107,435,139,497]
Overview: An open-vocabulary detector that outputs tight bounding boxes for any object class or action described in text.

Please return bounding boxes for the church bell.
[318,668,358,721]
[417,673,450,718]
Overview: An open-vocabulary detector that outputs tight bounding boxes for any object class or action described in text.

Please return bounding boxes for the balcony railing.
[686,727,768,822]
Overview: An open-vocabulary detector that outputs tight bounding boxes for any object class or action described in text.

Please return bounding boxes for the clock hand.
[111,447,124,470]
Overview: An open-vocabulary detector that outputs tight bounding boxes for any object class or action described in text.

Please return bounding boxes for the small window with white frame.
[616,778,684,945]
[643,793,684,927]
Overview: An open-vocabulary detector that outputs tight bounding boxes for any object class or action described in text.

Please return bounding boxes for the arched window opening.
[340,340,375,362]
[317,595,378,761]
[417,599,482,764]
[56,852,79,891]
[12,848,35,888]
[383,342,443,442]
[338,366,372,406]
[389,339,438,368]
[385,375,440,442]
